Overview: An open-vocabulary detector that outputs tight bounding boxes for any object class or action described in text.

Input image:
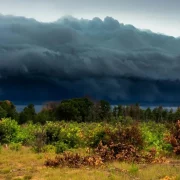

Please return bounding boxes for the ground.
[0,147,180,180]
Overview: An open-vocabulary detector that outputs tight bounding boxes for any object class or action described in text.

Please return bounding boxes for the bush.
[140,121,172,153]
[42,145,56,153]
[58,122,83,148]
[45,122,61,144]
[20,123,42,146]
[45,152,104,168]
[55,141,69,154]
[120,116,134,125]
[0,118,20,144]
[89,130,107,148]
[113,123,144,149]
[32,129,46,153]
[166,120,180,155]
[86,122,144,150]
[0,119,39,145]
[85,123,109,148]
[45,122,83,148]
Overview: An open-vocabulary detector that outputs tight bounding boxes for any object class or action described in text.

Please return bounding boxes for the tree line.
[0,98,180,124]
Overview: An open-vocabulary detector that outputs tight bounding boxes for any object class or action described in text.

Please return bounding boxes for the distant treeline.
[0,98,180,124]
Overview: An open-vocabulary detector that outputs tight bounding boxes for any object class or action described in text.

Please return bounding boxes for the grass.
[0,147,180,180]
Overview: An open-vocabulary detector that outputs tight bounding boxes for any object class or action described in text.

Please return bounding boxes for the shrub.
[89,130,107,148]
[85,123,109,148]
[140,121,172,153]
[20,123,41,146]
[45,122,61,144]
[121,116,134,125]
[32,129,46,153]
[45,122,83,148]
[42,145,56,153]
[58,123,82,148]
[0,118,20,144]
[166,120,180,155]
[103,123,144,149]
[45,152,104,168]
[0,118,37,145]
[55,141,69,154]
[86,122,144,150]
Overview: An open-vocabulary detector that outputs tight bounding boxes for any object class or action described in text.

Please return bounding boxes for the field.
[0,146,180,180]
[1,100,180,180]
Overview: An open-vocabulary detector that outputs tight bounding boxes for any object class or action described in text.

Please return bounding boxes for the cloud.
[0,14,180,104]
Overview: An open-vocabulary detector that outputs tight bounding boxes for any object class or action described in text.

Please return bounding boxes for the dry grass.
[0,147,180,180]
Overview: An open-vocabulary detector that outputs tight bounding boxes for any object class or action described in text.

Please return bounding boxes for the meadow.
[0,146,180,180]
[0,118,180,180]
[1,99,180,179]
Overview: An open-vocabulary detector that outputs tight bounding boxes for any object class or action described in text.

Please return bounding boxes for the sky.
[0,0,180,105]
[0,0,179,37]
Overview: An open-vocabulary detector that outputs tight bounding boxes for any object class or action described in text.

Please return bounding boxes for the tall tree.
[0,106,7,119]
[0,100,18,120]
[144,107,152,121]
[117,105,123,117]
[113,106,118,119]
[19,104,36,124]
[99,100,111,120]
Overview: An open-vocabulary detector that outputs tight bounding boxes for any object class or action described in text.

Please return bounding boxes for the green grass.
[0,146,180,180]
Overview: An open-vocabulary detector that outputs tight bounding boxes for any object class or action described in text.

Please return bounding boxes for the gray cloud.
[0,15,180,104]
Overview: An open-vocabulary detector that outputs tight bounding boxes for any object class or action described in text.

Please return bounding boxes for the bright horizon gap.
[1,13,179,38]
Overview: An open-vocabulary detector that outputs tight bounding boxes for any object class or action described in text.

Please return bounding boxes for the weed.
[9,142,22,151]
[129,164,139,174]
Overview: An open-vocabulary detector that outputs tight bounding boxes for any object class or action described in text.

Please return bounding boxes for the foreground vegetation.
[0,118,180,179]
[0,146,180,180]
[1,98,180,179]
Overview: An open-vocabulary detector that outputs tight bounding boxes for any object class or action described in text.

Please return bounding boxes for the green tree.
[0,106,7,119]
[56,102,79,121]
[144,107,152,121]
[0,100,18,120]
[99,100,111,120]
[19,104,36,124]
[72,98,93,122]
[168,109,174,122]
[57,98,93,122]
[113,106,118,119]
[162,109,168,121]
[36,110,54,124]
[117,105,123,117]
[173,107,180,122]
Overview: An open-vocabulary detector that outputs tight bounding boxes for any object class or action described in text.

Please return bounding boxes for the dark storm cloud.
[0,15,180,104]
